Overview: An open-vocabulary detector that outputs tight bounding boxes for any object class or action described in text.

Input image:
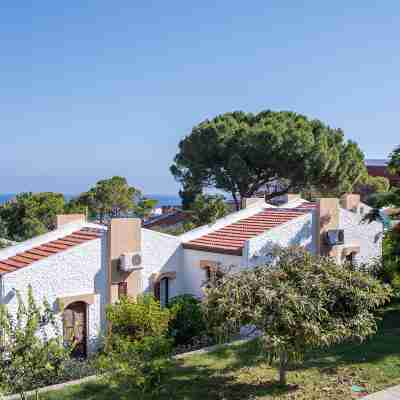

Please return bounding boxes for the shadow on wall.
[248,220,313,267]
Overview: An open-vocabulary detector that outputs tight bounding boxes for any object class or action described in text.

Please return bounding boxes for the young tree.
[0,286,69,399]
[171,111,366,210]
[0,192,65,241]
[203,247,392,385]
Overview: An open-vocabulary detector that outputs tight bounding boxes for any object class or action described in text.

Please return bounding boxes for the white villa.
[0,193,382,356]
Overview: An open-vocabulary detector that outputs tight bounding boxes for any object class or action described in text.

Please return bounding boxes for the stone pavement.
[363,385,400,399]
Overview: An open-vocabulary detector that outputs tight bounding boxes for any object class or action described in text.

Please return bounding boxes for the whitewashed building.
[0,194,382,355]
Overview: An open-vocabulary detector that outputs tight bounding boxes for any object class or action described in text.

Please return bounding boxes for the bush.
[97,295,172,394]
[167,295,207,347]
[0,286,69,399]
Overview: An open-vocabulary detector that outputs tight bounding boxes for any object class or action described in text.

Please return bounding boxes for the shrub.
[0,286,69,399]
[97,294,172,394]
[167,295,207,346]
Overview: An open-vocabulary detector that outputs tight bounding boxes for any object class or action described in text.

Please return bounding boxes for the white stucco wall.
[140,229,183,299]
[244,212,315,268]
[339,206,383,266]
[0,235,108,353]
[182,248,242,298]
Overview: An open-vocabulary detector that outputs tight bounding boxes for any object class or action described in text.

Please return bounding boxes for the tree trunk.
[231,192,240,211]
[279,351,288,385]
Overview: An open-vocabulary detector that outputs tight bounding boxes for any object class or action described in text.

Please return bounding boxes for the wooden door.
[63,301,87,358]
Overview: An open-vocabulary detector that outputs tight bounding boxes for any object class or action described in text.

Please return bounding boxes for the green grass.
[41,301,400,400]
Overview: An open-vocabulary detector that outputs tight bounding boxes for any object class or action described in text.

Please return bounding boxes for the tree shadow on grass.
[162,362,294,400]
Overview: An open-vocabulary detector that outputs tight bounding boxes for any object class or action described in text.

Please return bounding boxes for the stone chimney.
[340,193,360,212]
[315,198,340,257]
[56,214,86,229]
[108,218,142,304]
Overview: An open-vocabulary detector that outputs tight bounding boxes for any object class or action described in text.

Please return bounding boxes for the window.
[118,281,128,299]
[160,277,169,307]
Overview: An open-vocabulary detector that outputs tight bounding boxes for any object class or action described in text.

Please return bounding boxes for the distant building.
[366,159,400,186]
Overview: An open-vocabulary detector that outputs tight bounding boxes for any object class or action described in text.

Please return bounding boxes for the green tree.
[74,176,156,223]
[355,175,390,205]
[97,295,172,394]
[0,286,69,399]
[364,146,400,289]
[185,194,229,230]
[0,192,65,241]
[203,247,392,385]
[171,111,366,210]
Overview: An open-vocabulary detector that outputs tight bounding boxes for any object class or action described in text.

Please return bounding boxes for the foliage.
[0,192,65,241]
[371,227,400,293]
[73,176,156,223]
[363,145,400,289]
[388,145,400,175]
[171,111,367,209]
[106,295,170,341]
[0,286,69,399]
[355,175,390,205]
[167,295,207,346]
[185,194,229,229]
[203,247,392,385]
[38,301,400,400]
[97,295,172,394]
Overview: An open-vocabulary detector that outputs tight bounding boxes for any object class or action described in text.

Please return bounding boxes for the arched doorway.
[63,301,87,358]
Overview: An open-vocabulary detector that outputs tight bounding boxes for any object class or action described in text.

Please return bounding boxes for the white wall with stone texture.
[244,212,315,268]
[339,207,383,266]
[140,228,183,299]
[182,248,242,298]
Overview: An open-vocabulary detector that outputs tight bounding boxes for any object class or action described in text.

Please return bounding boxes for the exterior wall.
[182,248,242,298]
[244,213,315,268]
[0,236,107,354]
[339,206,383,266]
[140,229,183,299]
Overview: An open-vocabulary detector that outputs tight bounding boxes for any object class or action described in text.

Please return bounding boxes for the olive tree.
[203,247,392,385]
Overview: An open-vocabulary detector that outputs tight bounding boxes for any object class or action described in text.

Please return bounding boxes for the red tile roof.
[182,207,313,255]
[144,211,188,229]
[0,228,103,275]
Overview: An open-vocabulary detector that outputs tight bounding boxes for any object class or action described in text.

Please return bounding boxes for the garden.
[1,246,399,399]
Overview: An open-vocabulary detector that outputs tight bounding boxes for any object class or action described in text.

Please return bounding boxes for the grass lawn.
[41,301,400,400]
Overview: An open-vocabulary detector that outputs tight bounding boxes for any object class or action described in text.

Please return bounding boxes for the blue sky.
[0,2,398,195]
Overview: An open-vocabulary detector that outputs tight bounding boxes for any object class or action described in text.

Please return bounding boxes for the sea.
[0,193,181,207]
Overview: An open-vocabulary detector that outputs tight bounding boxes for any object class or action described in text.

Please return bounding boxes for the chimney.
[315,198,340,258]
[282,193,300,204]
[56,213,86,229]
[340,193,360,212]
[108,218,142,304]
[241,197,265,209]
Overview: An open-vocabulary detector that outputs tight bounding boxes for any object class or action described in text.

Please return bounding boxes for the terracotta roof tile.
[183,207,313,255]
[0,228,103,275]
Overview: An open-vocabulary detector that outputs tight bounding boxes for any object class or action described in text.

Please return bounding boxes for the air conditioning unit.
[119,252,142,272]
[325,229,344,246]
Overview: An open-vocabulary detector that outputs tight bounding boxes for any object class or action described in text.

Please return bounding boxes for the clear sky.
[0,1,398,195]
